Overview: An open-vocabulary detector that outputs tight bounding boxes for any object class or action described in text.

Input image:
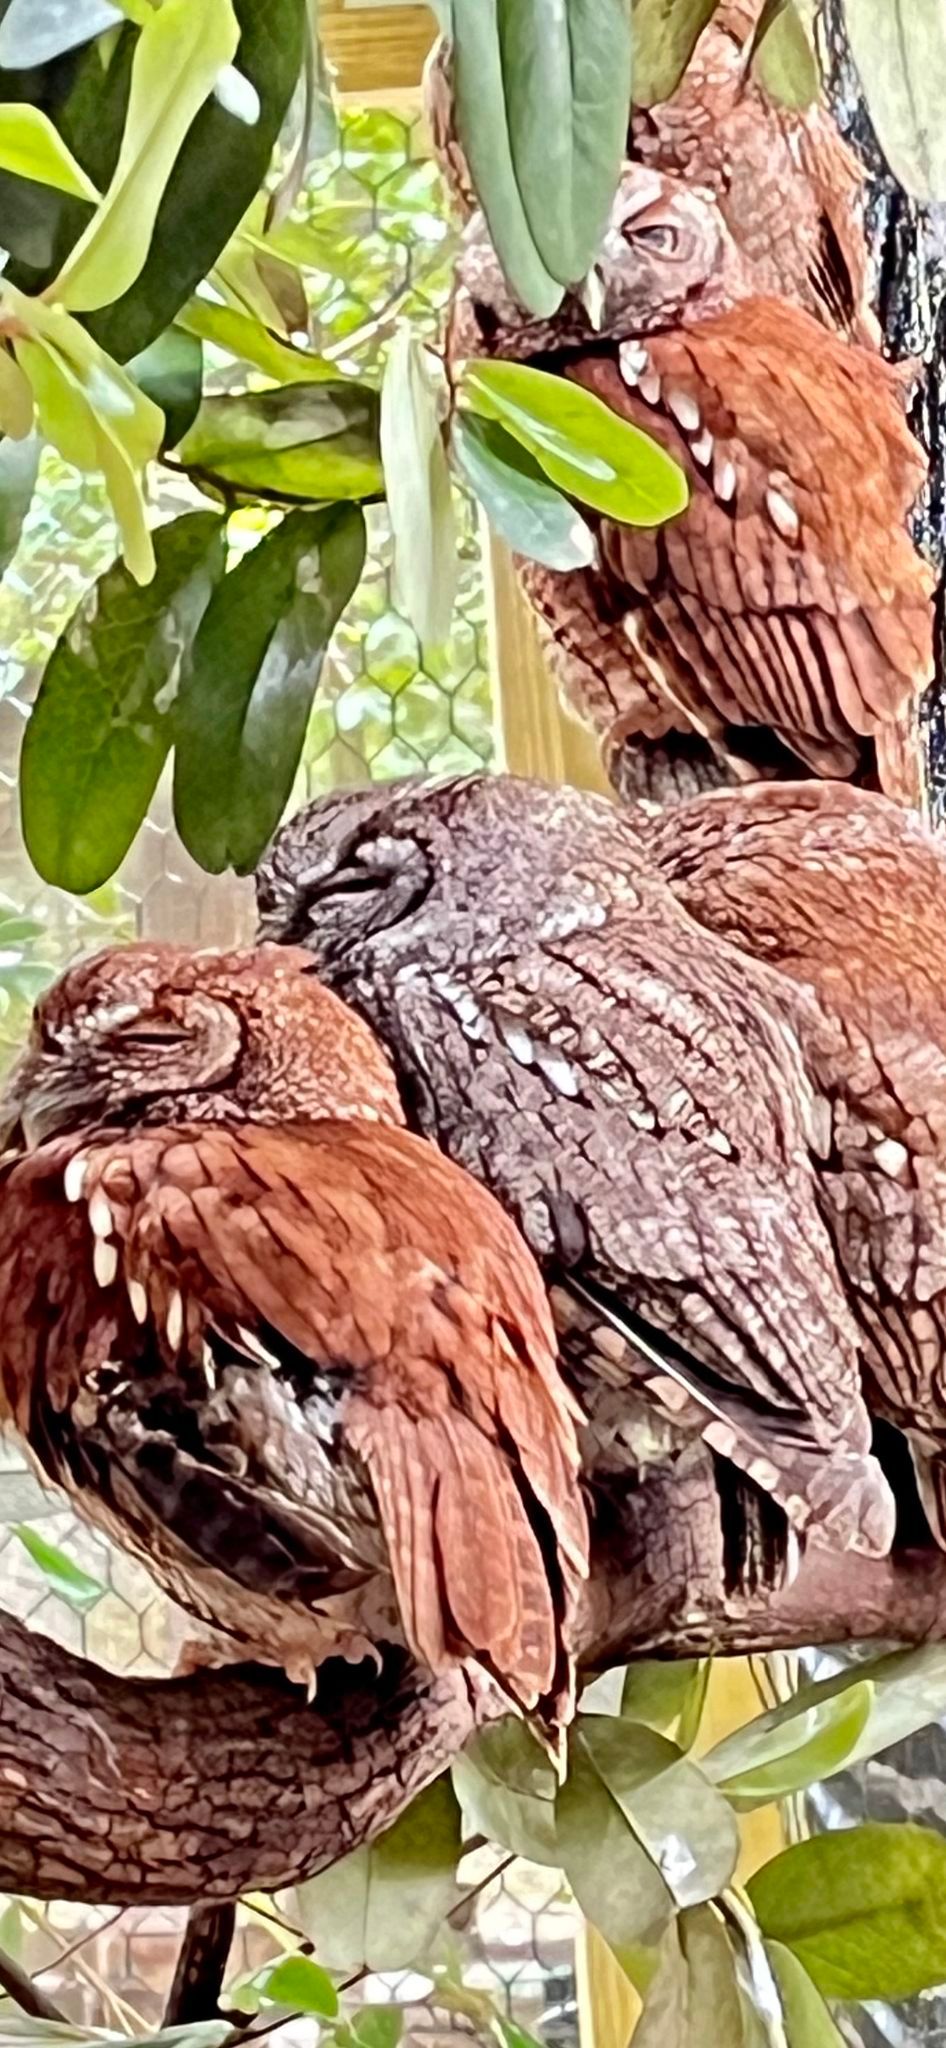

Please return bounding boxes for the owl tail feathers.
[345,1397,586,1745]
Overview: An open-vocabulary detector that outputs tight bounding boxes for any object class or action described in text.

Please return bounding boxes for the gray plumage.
[257,772,895,1568]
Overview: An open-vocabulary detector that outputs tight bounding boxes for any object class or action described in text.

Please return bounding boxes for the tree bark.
[4,1451,946,1906]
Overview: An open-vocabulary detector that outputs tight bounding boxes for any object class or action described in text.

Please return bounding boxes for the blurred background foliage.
[0,98,495,1070]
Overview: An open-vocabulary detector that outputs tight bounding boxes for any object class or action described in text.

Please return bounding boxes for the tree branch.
[164,1906,236,2026]
[4,1450,946,1905]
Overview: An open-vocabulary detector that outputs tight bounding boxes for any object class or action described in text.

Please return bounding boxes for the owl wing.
[0,1120,586,1723]
[423,919,894,1559]
[569,300,933,787]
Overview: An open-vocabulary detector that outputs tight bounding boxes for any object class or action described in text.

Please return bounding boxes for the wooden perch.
[4,1453,946,1906]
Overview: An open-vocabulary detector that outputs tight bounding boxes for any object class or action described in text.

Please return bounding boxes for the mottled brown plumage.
[453,167,934,803]
[630,0,873,342]
[0,943,587,1729]
[258,773,895,1568]
[643,780,946,1537]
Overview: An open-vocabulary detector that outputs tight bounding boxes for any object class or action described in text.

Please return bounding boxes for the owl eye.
[625,221,681,255]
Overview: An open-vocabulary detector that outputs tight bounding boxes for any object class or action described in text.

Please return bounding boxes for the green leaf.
[87,0,306,363]
[620,1661,710,1750]
[751,0,819,109]
[14,320,160,581]
[12,1525,106,1609]
[22,510,226,892]
[128,327,203,448]
[178,297,337,385]
[52,0,240,313]
[178,382,382,502]
[748,1822,946,2001]
[173,503,365,875]
[461,361,689,524]
[765,1944,845,2048]
[631,0,721,107]
[556,1718,738,1951]
[634,1907,767,2048]
[234,1957,338,2019]
[842,0,946,203]
[351,2012,402,2048]
[452,1719,559,1865]
[0,107,100,202]
[631,1924,688,2048]
[380,325,457,647]
[495,0,631,287]
[708,1645,946,1804]
[450,1,564,317]
[0,0,120,66]
[0,352,35,441]
[452,414,595,572]
[703,1678,873,1811]
[292,1775,462,1973]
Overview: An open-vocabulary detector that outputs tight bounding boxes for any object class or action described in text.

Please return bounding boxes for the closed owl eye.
[624,221,681,255]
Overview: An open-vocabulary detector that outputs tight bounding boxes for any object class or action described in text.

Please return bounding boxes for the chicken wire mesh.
[0,100,583,2046]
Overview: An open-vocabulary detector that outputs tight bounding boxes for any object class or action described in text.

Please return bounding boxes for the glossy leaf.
[15,335,154,581]
[452,1719,559,1866]
[461,361,689,524]
[292,1774,462,1973]
[12,297,163,581]
[87,0,306,363]
[178,382,382,502]
[174,503,365,874]
[621,1661,710,1750]
[751,0,819,108]
[234,1956,338,2018]
[842,0,946,202]
[496,0,631,286]
[632,0,721,106]
[450,1,563,317]
[0,0,119,66]
[710,1645,946,1799]
[128,327,203,448]
[704,1679,873,1811]
[12,1525,106,1609]
[0,107,100,202]
[452,413,595,572]
[557,1718,738,1951]
[178,297,336,385]
[766,1943,845,2048]
[0,433,40,574]
[22,510,225,891]
[749,1823,946,2001]
[53,0,240,313]
[381,326,457,647]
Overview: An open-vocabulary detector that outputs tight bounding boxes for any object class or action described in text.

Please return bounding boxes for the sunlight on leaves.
[749,1822,946,2002]
[461,360,689,524]
[52,0,241,312]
